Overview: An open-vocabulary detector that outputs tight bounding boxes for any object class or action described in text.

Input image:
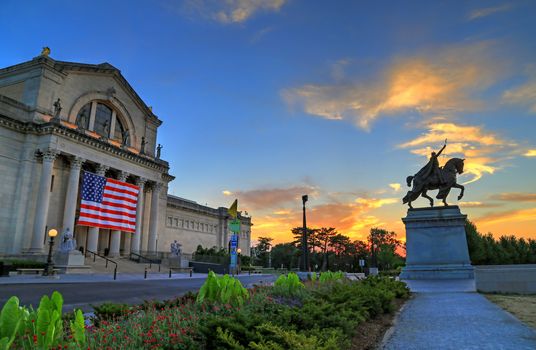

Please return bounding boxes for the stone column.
[61,156,84,233]
[29,149,57,253]
[131,177,146,253]
[147,182,162,254]
[87,164,108,252]
[108,171,128,257]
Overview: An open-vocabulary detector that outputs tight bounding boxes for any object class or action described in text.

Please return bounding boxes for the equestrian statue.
[402,139,466,208]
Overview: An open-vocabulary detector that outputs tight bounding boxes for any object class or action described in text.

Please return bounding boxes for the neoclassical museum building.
[0,52,251,259]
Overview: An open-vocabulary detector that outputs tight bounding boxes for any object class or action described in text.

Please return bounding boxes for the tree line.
[466,220,536,265]
[251,227,405,272]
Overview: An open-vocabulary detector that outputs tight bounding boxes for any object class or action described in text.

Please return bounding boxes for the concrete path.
[381,279,536,350]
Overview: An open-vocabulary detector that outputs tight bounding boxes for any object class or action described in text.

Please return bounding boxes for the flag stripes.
[77,171,139,232]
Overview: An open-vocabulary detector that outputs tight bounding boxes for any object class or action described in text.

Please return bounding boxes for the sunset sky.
[2,0,535,244]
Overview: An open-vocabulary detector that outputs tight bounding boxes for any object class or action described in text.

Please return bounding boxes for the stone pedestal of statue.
[54,250,91,274]
[400,206,474,280]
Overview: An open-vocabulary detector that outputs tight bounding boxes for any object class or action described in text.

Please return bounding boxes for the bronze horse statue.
[402,157,466,208]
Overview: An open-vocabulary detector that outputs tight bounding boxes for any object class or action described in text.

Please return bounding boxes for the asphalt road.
[0,275,276,312]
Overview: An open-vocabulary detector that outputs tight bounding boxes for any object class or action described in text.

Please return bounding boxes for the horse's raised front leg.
[421,190,434,207]
[451,183,465,200]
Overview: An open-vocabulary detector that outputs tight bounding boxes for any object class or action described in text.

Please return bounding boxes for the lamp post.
[301,194,309,272]
[43,229,58,276]
[237,248,242,274]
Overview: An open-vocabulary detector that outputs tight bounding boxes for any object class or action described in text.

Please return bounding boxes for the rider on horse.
[413,139,447,186]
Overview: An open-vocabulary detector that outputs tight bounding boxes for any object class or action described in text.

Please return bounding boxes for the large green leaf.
[70,309,86,347]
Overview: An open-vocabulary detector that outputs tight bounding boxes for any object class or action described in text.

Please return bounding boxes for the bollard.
[158,264,161,272]
[113,267,117,280]
[249,269,251,275]
[144,267,147,279]
[189,269,192,278]
[169,268,172,278]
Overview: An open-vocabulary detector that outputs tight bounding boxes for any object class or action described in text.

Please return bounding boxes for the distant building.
[0,53,251,258]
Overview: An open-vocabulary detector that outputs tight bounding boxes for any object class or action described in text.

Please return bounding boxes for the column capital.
[136,177,147,188]
[152,182,163,192]
[118,171,129,182]
[42,149,58,162]
[70,156,84,170]
[96,164,109,176]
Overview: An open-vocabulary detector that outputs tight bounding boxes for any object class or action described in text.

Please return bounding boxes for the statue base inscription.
[400,206,474,280]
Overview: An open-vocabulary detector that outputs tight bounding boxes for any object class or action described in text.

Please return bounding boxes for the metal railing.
[129,252,161,271]
[85,249,118,280]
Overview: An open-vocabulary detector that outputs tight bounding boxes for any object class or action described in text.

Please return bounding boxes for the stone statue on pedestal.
[59,228,77,252]
[402,140,466,208]
[170,240,181,256]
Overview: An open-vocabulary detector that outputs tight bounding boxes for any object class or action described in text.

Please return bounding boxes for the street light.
[237,248,242,274]
[301,194,309,272]
[43,229,58,276]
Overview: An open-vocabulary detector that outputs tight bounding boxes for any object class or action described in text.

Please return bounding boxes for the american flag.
[77,171,139,232]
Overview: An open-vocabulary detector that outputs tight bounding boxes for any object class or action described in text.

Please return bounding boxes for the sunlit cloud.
[398,122,520,184]
[477,207,536,225]
[525,150,536,157]
[230,186,315,210]
[490,193,536,202]
[183,0,286,24]
[389,183,401,192]
[355,197,398,209]
[252,194,398,243]
[468,4,512,20]
[503,79,536,113]
[222,190,233,196]
[283,42,502,130]
[458,201,502,208]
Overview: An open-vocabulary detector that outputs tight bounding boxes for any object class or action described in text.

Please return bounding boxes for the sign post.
[229,219,240,275]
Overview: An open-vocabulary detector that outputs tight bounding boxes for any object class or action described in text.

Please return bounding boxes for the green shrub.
[91,302,129,325]
[0,259,46,270]
[273,272,304,297]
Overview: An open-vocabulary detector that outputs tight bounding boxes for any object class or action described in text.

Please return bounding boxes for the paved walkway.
[381,279,536,350]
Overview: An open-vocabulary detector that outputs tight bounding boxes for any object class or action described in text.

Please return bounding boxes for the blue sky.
[2,0,535,242]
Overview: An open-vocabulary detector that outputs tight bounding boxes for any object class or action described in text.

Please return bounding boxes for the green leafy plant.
[69,309,86,348]
[319,271,345,283]
[0,296,28,350]
[197,271,250,306]
[249,323,341,350]
[273,272,304,297]
[32,291,64,349]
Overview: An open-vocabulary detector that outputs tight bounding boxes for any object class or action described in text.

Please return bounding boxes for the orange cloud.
[283,42,502,130]
[230,186,315,210]
[458,201,502,208]
[476,207,536,225]
[252,196,397,243]
[398,122,519,184]
[490,193,536,202]
[389,183,401,192]
[525,150,536,157]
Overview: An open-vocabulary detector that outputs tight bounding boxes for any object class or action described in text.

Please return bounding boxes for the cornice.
[0,114,172,174]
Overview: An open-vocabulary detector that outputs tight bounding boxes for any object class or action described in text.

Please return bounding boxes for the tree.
[252,236,273,267]
[317,227,337,271]
[270,243,300,270]
[368,228,404,271]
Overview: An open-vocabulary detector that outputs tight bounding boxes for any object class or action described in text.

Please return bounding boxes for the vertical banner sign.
[229,218,241,272]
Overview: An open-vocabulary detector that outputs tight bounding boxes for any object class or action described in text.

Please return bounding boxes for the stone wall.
[475,264,536,294]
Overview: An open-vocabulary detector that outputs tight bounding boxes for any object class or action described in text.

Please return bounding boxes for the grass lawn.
[485,294,536,329]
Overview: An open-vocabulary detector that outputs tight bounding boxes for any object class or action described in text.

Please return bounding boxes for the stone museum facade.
[0,53,251,258]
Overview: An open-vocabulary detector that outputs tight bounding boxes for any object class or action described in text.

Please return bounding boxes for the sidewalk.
[0,272,209,284]
[381,279,536,350]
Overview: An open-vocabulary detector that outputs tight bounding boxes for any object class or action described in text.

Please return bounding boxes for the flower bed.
[1,274,409,349]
